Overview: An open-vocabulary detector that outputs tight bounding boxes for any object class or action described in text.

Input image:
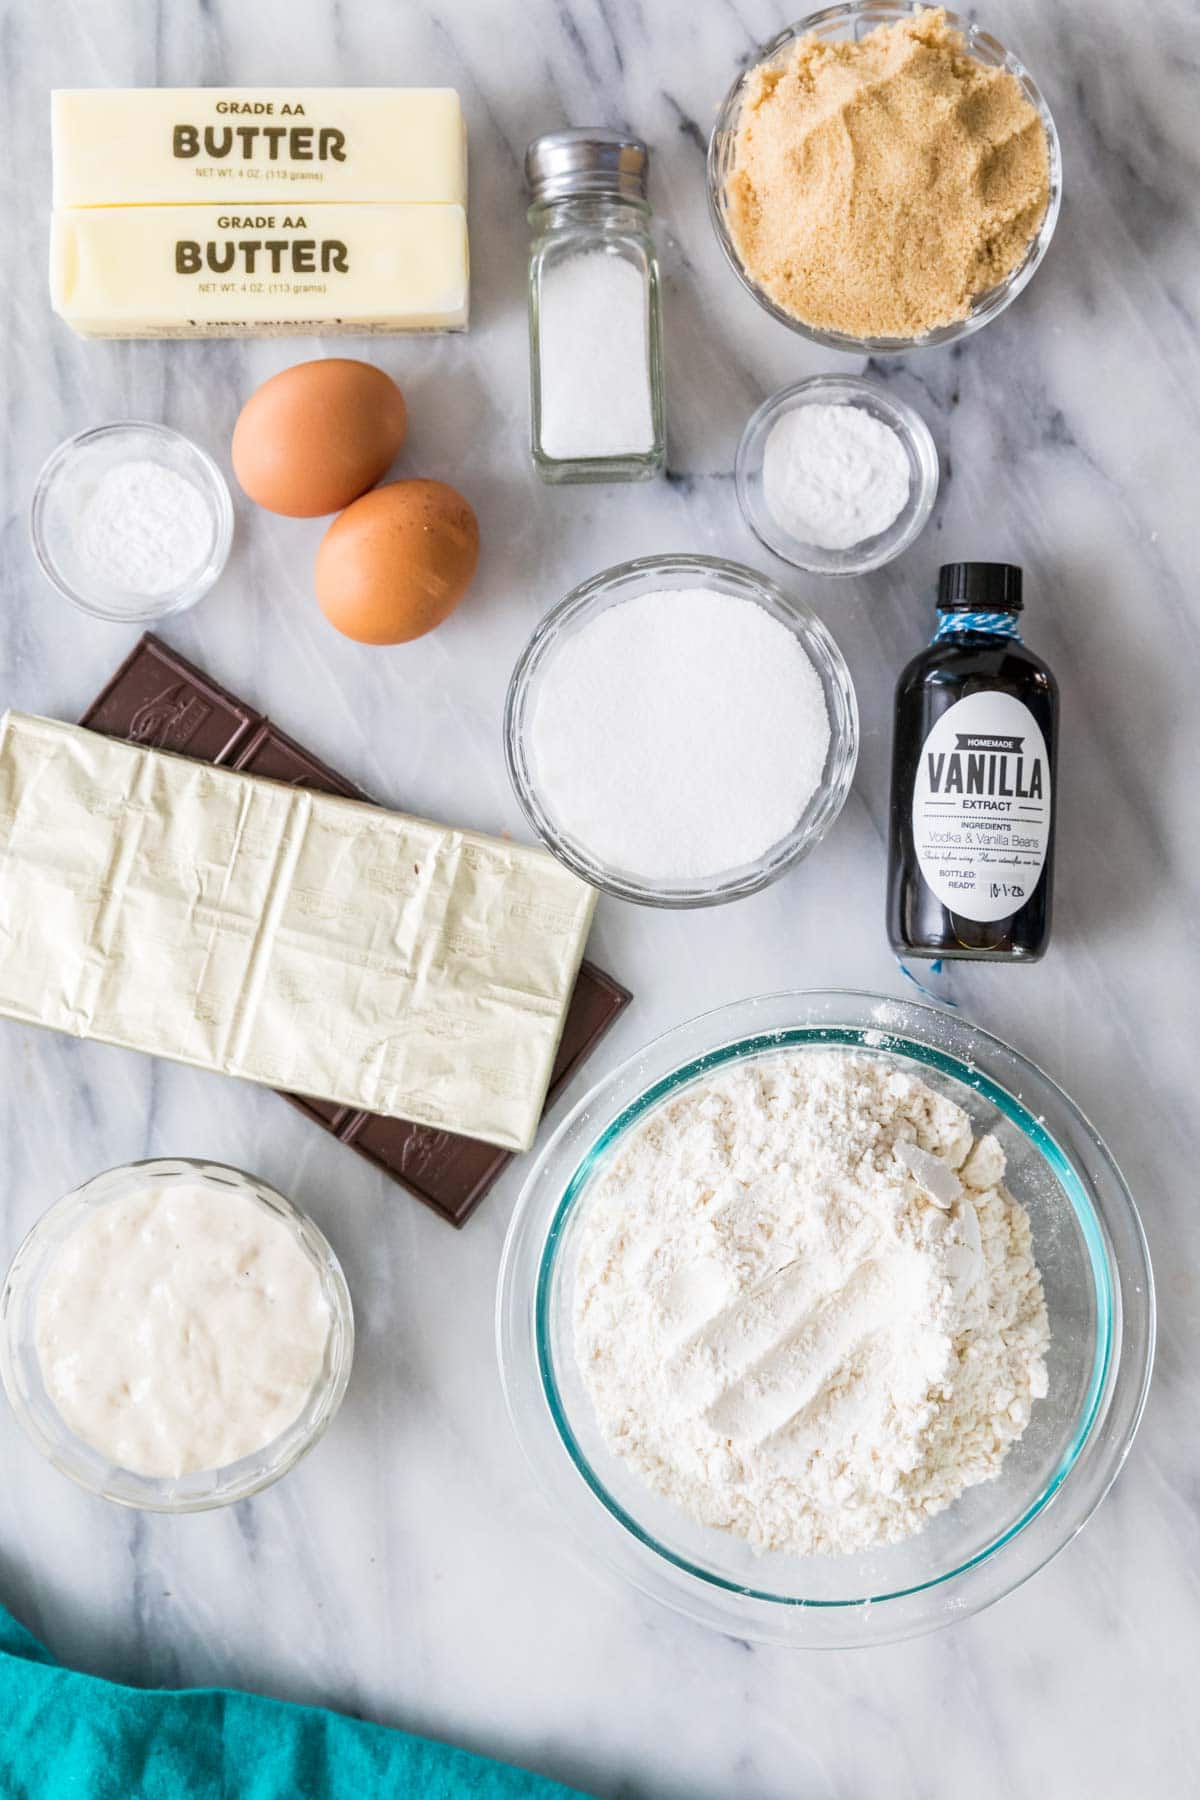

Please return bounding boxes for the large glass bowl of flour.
[496,992,1154,1647]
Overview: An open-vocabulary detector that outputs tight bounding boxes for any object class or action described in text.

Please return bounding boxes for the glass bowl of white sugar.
[504,554,859,906]
[736,375,939,575]
[496,991,1155,1648]
[30,422,234,622]
[0,1158,354,1511]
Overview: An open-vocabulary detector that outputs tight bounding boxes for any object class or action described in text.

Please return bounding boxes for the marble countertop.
[2,0,1198,1793]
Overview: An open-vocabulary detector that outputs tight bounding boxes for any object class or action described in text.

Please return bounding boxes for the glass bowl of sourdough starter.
[504,554,859,907]
[0,1158,354,1512]
[496,992,1154,1648]
[707,3,1063,353]
[30,422,234,622]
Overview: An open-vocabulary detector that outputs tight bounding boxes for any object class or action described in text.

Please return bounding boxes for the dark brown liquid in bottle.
[887,603,1058,963]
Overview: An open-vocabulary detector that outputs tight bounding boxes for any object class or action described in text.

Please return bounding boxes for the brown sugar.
[726,8,1052,340]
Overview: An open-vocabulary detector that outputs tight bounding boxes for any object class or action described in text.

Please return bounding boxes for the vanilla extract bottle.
[887,563,1058,962]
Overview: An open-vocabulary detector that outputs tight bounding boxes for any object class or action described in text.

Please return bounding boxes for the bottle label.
[911,692,1051,923]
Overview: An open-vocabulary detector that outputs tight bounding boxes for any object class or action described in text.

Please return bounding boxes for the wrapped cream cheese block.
[49,86,470,335]
[0,713,596,1151]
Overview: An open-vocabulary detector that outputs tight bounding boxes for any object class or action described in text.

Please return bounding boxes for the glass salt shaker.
[525,129,666,484]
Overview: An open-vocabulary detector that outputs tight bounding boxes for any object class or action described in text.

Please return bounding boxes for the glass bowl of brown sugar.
[707,2,1063,353]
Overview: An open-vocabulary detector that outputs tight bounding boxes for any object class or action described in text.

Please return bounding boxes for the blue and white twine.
[934,610,1022,640]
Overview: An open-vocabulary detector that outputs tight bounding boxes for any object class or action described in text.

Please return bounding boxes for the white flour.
[573,1051,1049,1556]
[78,458,213,595]
[762,402,910,550]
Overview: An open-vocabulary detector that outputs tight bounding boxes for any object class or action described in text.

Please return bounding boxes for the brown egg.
[315,480,481,645]
[231,359,407,517]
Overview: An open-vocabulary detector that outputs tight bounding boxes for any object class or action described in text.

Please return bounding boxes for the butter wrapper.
[51,203,469,338]
[52,88,468,209]
[0,714,596,1152]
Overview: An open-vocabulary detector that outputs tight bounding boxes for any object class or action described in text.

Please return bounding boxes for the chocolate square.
[232,721,364,799]
[80,636,260,764]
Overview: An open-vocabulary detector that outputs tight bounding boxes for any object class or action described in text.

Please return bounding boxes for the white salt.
[537,251,655,459]
[762,403,910,551]
[528,587,832,882]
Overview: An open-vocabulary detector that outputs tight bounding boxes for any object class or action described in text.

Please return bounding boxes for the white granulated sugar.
[763,402,910,551]
[78,458,213,595]
[537,252,654,459]
[528,587,831,881]
[573,1051,1050,1557]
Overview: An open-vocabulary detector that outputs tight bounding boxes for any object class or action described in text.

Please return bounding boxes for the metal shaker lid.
[525,129,650,204]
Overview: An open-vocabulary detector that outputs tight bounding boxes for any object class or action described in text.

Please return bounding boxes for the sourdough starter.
[36,1182,332,1478]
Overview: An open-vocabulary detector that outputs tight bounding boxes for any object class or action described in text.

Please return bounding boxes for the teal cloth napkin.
[0,1603,589,1800]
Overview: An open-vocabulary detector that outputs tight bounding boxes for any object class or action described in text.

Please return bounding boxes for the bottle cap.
[525,129,650,205]
[937,563,1023,612]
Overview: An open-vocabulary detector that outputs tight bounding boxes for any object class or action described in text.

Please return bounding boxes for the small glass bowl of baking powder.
[30,422,234,622]
[736,375,939,575]
[0,1158,354,1512]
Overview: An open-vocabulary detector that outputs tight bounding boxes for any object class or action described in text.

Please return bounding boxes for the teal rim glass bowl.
[707,3,1063,353]
[496,992,1154,1647]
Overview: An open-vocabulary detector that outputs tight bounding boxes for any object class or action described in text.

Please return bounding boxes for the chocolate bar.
[81,635,630,1225]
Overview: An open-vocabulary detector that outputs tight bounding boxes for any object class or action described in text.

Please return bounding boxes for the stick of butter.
[0,713,597,1153]
[51,203,469,337]
[52,88,467,208]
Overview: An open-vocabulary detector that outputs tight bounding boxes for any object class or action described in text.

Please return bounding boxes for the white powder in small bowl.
[77,458,215,596]
[526,586,832,883]
[762,402,910,551]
